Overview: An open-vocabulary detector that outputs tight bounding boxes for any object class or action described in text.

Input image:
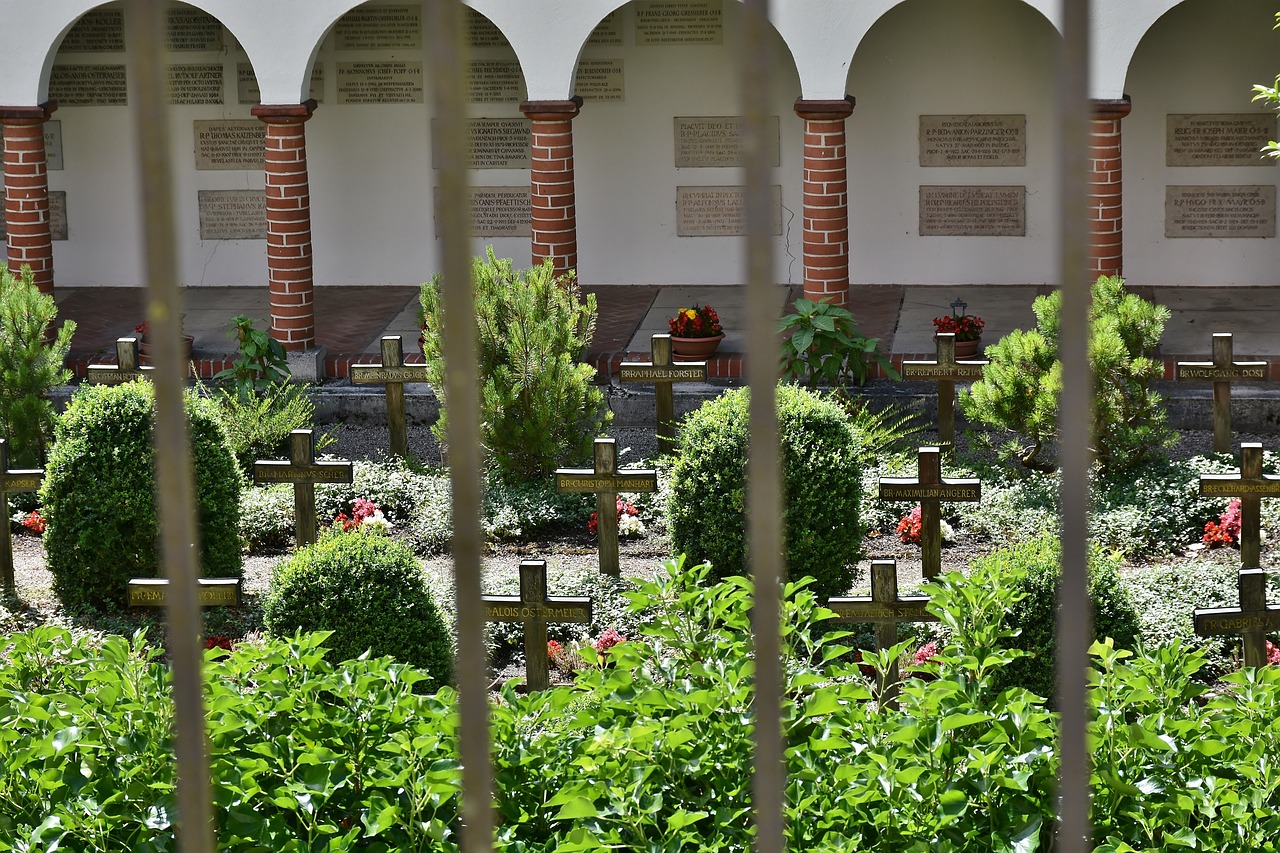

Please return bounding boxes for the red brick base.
[1089,97,1132,280]
[521,97,582,278]
[1,103,57,294]
[794,97,855,308]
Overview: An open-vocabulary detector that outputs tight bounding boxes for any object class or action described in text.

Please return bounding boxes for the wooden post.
[482,560,592,691]
[900,333,986,446]
[1176,333,1268,454]
[1194,569,1280,669]
[0,439,42,594]
[1199,442,1280,570]
[86,337,157,385]
[555,438,657,576]
[253,430,354,546]
[879,447,981,578]
[350,336,430,457]
[618,334,708,449]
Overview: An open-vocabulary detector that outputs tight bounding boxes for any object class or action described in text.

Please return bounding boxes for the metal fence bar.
[125,1,215,851]
[425,2,493,850]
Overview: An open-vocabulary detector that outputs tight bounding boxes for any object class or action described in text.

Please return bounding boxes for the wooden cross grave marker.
[86,337,157,385]
[1176,333,1268,453]
[825,558,939,706]
[1199,442,1280,569]
[254,429,354,546]
[349,335,430,457]
[0,439,43,595]
[879,446,981,579]
[556,437,657,577]
[483,559,592,692]
[127,577,243,608]
[618,334,707,448]
[1194,569,1280,669]
[900,333,987,446]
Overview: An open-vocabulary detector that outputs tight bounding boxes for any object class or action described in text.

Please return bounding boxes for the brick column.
[1089,96,1132,279]
[252,100,317,353]
[794,96,855,308]
[1,103,57,294]
[519,96,581,277]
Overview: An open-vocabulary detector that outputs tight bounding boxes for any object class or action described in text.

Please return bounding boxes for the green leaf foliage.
[202,380,326,473]
[778,297,898,388]
[212,315,290,398]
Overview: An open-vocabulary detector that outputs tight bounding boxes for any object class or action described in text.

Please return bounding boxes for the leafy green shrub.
[41,382,242,611]
[777,297,895,388]
[237,484,295,552]
[668,384,865,598]
[213,314,289,398]
[419,247,609,480]
[960,274,1174,473]
[0,264,75,466]
[202,381,325,472]
[262,530,451,690]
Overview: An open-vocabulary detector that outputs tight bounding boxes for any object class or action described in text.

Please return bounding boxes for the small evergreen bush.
[262,530,452,691]
[0,265,75,466]
[41,382,241,611]
[203,381,324,473]
[668,384,865,598]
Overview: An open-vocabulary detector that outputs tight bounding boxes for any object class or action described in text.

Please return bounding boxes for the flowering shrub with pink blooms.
[1202,498,1241,547]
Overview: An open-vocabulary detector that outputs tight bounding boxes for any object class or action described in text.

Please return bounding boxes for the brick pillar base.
[1089,97,1132,280]
[1,103,57,294]
[520,97,581,277]
[252,100,317,353]
[794,96,855,308]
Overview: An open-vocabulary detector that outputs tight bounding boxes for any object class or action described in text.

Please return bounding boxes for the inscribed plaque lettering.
[467,7,509,48]
[636,0,723,45]
[435,187,531,237]
[194,120,264,171]
[198,190,267,241]
[919,186,1026,236]
[1165,185,1276,238]
[167,8,222,51]
[44,122,64,170]
[1167,115,1276,167]
[168,64,224,105]
[920,115,1026,167]
[576,60,625,102]
[238,63,323,105]
[467,60,524,103]
[334,5,422,50]
[0,192,68,241]
[587,12,623,45]
[337,62,424,104]
[675,116,779,167]
[676,186,782,237]
[49,65,127,106]
[59,9,125,53]
[431,119,530,169]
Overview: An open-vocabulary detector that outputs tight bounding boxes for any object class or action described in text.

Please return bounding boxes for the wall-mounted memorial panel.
[675,116,779,168]
[0,192,68,241]
[58,9,125,53]
[334,5,421,50]
[194,120,265,171]
[919,186,1026,236]
[431,119,530,169]
[466,7,509,48]
[198,190,267,241]
[1167,115,1277,167]
[467,60,523,103]
[167,8,222,51]
[920,115,1026,167]
[636,0,723,45]
[435,187,531,237]
[1165,185,1276,237]
[168,64,224,105]
[238,63,323,105]
[587,12,623,46]
[575,60,625,102]
[676,185,782,236]
[49,65,127,106]
[336,62,424,104]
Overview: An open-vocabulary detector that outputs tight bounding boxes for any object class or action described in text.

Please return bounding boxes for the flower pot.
[670,333,724,361]
[138,335,194,366]
[937,335,981,359]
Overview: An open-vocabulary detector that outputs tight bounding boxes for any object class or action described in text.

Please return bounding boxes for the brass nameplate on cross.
[128,577,243,608]
[555,473,659,494]
[254,462,354,484]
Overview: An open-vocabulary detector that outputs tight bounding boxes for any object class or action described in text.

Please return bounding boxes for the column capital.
[794,95,855,121]
[1091,96,1131,121]
[251,99,318,124]
[520,95,583,121]
[0,102,57,124]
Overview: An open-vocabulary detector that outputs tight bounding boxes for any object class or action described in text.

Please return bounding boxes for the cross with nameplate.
[1199,442,1280,569]
[482,559,592,692]
[350,336,430,457]
[879,446,981,579]
[556,437,657,576]
[1176,333,1268,453]
[825,558,939,706]
[900,333,987,446]
[254,429,354,546]
[1194,568,1280,669]
[618,334,707,448]
[0,439,43,595]
[86,337,156,385]
[127,577,243,608]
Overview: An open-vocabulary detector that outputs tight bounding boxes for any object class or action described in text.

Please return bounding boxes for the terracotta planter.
[670,333,724,361]
[138,335,194,366]
[940,335,981,359]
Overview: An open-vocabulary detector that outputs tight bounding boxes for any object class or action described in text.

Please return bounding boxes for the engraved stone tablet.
[1165,185,1276,238]
[335,5,422,50]
[920,115,1026,167]
[636,0,723,45]
[588,12,623,45]
[919,186,1026,236]
[337,62,424,104]
[431,119,530,169]
[49,65,127,106]
[59,9,125,53]
[0,192,67,241]
[198,190,267,241]
[238,63,323,105]
[467,60,524,103]
[675,116,780,167]
[167,8,222,51]
[676,185,782,237]
[435,187,531,237]
[168,64,223,105]
[1167,115,1276,167]
[194,120,265,171]
[44,121,63,170]
[467,7,509,48]
[576,59,625,102]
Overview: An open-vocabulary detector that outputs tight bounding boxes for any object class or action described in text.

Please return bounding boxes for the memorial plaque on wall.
[198,190,267,240]
[467,60,523,103]
[49,65,127,106]
[238,63,323,105]
[576,60,625,102]
[194,120,265,170]
[587,12,623,46]
[337,62,424,104]
[335,5,422,50]
[467,7,509,48]
[1167,115,1276,167]
[435,187,531,237]
[168,64,224,105]
[1165,185,1276,237]
[431,119,530,169]
[167,8,222,51]
[0,192,68,241]
[919,186,1026,236]
[676,185,782,236]
[44,122,64,170]
[920,115,1026,167]
[636,1,723,45]
[675,116,779,167]
[59,9,125,53]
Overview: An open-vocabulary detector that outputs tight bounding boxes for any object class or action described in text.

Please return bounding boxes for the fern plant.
[0,265,75,465]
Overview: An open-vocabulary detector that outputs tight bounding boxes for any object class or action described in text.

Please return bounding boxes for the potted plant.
[932,299,984,358]
[134,318,194,364]
[668,304,724,360]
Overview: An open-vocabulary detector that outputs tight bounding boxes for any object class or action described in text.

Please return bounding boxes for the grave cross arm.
[618,334,707,447]
[1194,568,1280,669]
[254,429,354,546]
[1176,333,1270,453]
[349,336,430,457]
[900,333,988,447]
[556,438,657,576]
[482,560,593,692]
[128,577,243,608]
[86,337,157,385]
[1198,443,1280,568]
[879,446,981,579]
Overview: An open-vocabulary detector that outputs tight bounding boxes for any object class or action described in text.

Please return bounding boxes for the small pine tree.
[0,265,75,466]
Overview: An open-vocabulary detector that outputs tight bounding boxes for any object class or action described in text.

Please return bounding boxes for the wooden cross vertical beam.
[555,438,657,576]
[350,336,430,457]
[1194,568,1280,669]
[618,334,708,449]
[253,430,354,546]
[900,333,986,446]
[482,560,592,691]
[86,337,157,385]
[1199,442,1280,569]
[1176,333,1268,454]
[879,447,981,579]
[0,440,43,595]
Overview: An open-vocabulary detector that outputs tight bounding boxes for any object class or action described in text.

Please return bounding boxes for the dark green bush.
[668,384,864,598]
[203,381,325,472]
[41,381,242,611]
[262,530,452,691]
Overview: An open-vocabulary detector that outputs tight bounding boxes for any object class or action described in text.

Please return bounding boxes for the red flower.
[1203,499,1242,547]
[204,635,232,651]
[932,314,985,341]
[547,639,563,660]
[1268,641,1280,666]
[669,305,723,338]
[897,506,923,544]
[912,641,939,667]
[20,511,45,535]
